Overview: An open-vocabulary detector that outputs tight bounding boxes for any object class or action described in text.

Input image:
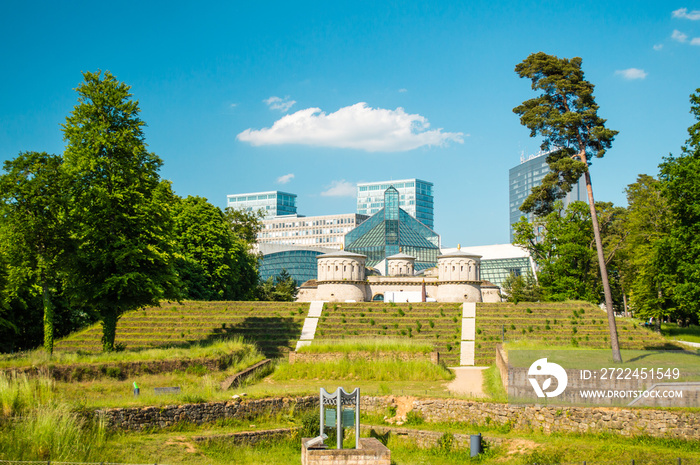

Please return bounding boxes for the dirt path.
[446,367,488,397]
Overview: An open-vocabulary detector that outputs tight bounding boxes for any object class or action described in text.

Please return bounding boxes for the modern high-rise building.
[257,213,369,249]
[226,191,297,218]
[509,150,587,241]
[357,179,434,229]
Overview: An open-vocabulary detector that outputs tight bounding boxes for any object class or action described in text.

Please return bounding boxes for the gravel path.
[446,367,488,397]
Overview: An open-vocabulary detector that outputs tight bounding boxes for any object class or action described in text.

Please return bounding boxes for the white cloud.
[264,96,296,112]
[276,173,295,184]
[230,103,238,108]
[672,29,689,42]
[691,37,700,45]
[673,7,700,20]
[398,88,408,93]
[615,68,648,80]
[237,102,465,152]
[653,43,663,51]
[321,180,356,197]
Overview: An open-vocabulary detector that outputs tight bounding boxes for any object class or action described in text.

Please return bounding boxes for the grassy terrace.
[475,302,681,366]
[313,302,464,366]
[53,301,308,358]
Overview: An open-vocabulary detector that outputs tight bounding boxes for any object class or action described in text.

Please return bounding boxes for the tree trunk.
[101,307,119,352]
[42,276,54,356]
[583,169,622,362]
[622,291,629,318]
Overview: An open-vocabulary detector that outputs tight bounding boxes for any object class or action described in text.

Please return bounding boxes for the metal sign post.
[319,387,360,449]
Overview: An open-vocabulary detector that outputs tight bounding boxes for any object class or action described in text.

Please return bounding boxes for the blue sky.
[1,1,699,247]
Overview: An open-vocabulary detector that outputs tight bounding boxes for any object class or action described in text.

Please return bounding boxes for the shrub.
[437,432,455,452]
[526,308,532,313]
[429,320,435,328]
[405,410,424,425]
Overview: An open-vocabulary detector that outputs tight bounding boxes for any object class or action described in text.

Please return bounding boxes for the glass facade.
[509,151,586,241]
[258,249,326,285]
[357,179,434,229]
[480,257,532,288]
[347,188,440,272]
[226,191,297,218]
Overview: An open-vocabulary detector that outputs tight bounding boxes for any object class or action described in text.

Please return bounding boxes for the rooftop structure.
[509,150,586,241]
[346,186,440,274]
[357,178,434,229]
[226,191,297,218]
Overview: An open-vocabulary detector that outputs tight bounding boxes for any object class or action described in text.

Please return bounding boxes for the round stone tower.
[436,246,482,302]
[316,250,367,302]
[386,252,416,276]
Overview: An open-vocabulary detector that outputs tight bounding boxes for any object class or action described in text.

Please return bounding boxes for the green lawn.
[660,323,700,343]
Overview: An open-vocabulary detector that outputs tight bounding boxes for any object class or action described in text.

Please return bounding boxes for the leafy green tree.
[224,207,265,244]
[62,71,179,352]
[622,175,672,328]
[173,196,258,300]
[501,270,541,304]
[257,269,298,302]
[513,201,625,306]
[0,152,69,354]
[513,52,622,361]
[656,89,700,326]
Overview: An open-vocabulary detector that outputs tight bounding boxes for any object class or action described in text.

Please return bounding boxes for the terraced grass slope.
[54,301,308,358]
[475,302,681,366]
[313,302,464,366]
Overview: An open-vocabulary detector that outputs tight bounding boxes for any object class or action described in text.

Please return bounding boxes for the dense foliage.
[0,72,264,353]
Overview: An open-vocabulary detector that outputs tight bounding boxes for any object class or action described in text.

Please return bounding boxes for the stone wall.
[362,397,700,440]
[495,344,509,393]
[289,351,439,365]
[99,396,318,430]
[97,394,700,440]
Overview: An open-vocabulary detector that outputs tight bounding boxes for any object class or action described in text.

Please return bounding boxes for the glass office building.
[346,187,440,272]
[257,243,338,285]
[357,179,434,229]
[509,150,586,241]
[226,191,297,218]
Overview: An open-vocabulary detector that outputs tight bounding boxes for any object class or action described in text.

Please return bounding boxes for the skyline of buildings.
[356,178,434,229]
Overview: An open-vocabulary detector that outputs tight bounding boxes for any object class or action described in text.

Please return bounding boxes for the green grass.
[660,323,700,343]
[80,418,700,465]
[273,359,455,382]
[481,365,507,402]
[0,338,258,369]
[0,373,108,461]
[54,351,268,409]
[296,337,433,354]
